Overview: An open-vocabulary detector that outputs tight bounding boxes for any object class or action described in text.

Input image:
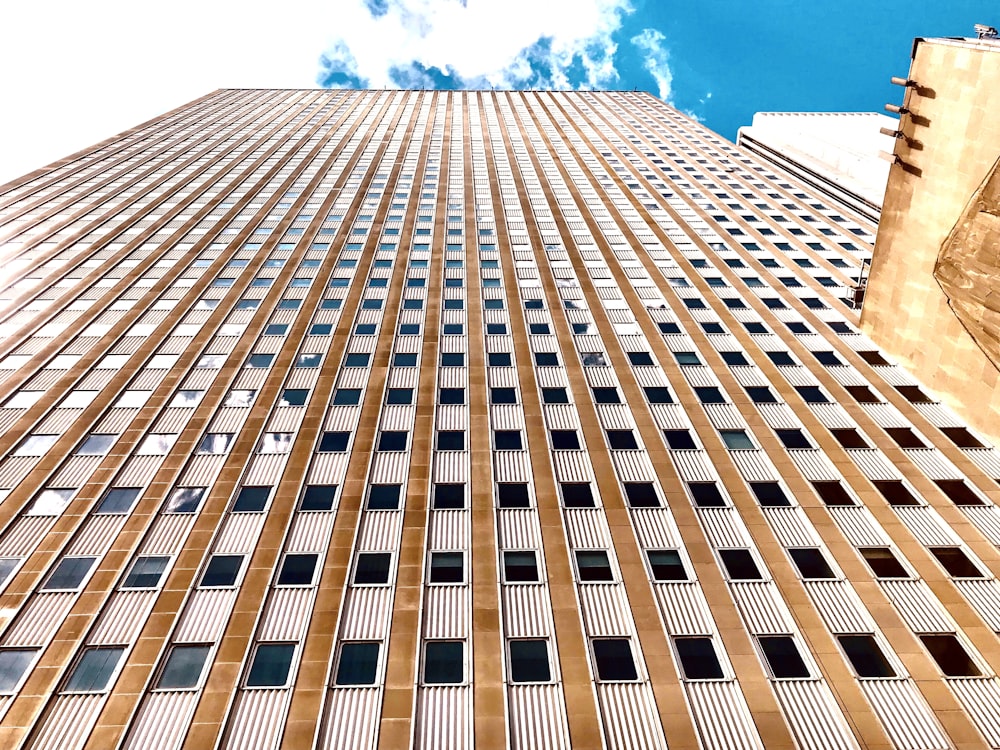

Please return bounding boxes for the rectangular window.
[65,647,125,692]
[247,643,296,687]
[688,482,725,507]
[920,634,981,677]
[319,431,350,452]
[301,485,337,511]
[122,556,170,589]
[560,483,595,508]
[576,551,613,582]
[233,486,271,513]
[429,552,464,584]
[860,548,908,578]
[156,644,211,690]
[95,487,141,514]
[675,638,724,680]
[509,640,551,683]
[354,553,392,585]
[42,556,96,590]
[165,487,205,513]
[503,551,539,583]
[497,483,530,508]
[436,431,464,451]
[277,553,319,586]
[593,639,638,681]
[200,555,242,588]
[647,549,687,581]
[335,643,379,685]
[0,649,36,691]
[424,641,464,684]
[788,548,835,579]
[812,481,854,507]
[719,549,762,580]
[838,635,895,678]
[368,484,401,510]
[433,483,465,509]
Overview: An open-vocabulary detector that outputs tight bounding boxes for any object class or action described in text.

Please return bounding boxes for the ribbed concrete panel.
[428,510,469,550]
[671,450,716,482]
[48,456,103,487]
[494,450,530,482]
[0,516,57,555]
[286,512,337,552]
[141,516,196,555]
[432,452,468,483]
[629,508,681,548]
[370,452,409,483]
[763,508,819,547]
[243,454,289,485]
[948,678,1000,746]
[731,582,795,634]
[423,586,469,639]
[827,507,889,546]
[173,589,238,642]
[115,455,165,485]
[319,687,381,750]
[803,581,876,633]
[879,580,955,633]
[579,585,633,637]
[357,512,403,550]
[502,585,553,638]
[4,592,77,646]
[507,684,571,750]
[654,584,716,635]
[860,680,951,749]
[259,588,316,641]
[893,506,961,546]
[845,449,901,480]
[498,510,542,549]
[223,689,290,750]
[596,682,668,750]
[214,514,268,553]
[698,509,749,548]
[307,453,350,484]
[728,450,777,481]
[341,587,392,640]
[564,509,612,548]
[27,693,104,750]
[415,686,471,750]
[685,680,765,750]
[552,451,591,482]
[962,448,1000,479]
[89,590,158,645]
[773,680,860,750]
[123,692,200,750]
[902,448,963,480]
[953,579,1000,630]
[960,506,1000,545]
[788,450,840,481]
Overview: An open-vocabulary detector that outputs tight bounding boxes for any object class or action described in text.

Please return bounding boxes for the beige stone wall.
[861,37,1000,441]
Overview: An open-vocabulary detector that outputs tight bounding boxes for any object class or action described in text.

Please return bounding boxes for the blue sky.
[0,0,995,183]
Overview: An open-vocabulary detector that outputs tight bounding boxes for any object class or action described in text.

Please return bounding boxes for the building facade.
[0,89,999,750]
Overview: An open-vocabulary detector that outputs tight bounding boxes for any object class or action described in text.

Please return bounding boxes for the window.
[333,389,361,406]
[122,556,169,589]
[165,487,205,513]
[920,634,981,677]
[280,389,309,407]
[345,353,370,368]
[812,481,854,506]
[838,635,895,678]
[767,351,795,366]
[534,352,558,367]
[354,553,392,585]
[720,430,754,449]
[497,483,530,508]
[576,551,613,582]
[750,482,790,507]
[42,556,96,590]
[335,643,379,685]
[593,639,638,681]
[424,641,464,684]
[503,551,539,582]
[689,482,726,507]
[224,389,256,407]
[872,480,919,507]
[930,547,983,578]
[745,386,777,404]
[494,431,522,450]
[934,480,984,506]
[858,351,890,366]
[624,482,659,508]
[441,353,465,367]
[721,351,748,366]
[433,483,465,510]
[247,643,296,687]
[759,636,810,679]
[550,430,580,450]
[694,387,725,404]
[277,553,318,586]
[198,433,234,454]
[377,431,407,452]
[644,387,673,404]
[491,388,517,404]
[675,351,701,365]
[319,432,350,452]
[509,640,551,682]
[156,645,211,690]
[795,386,829,404]
[200,555,242,587]
[368,484,401,510]
[844,385,879,403]
[65,647,125,692]
[489,353,512,367]
[387,388,413,405]
[940,427,984,448]
[776,429,811,449]
[813,351,842,366]
[581,352,606,367]
[301,485,337,511]
[719,549,762,580]
[247,354,274,369]
[860,548,908,578]
[437,431,464,451]
[95,487,141,514]
[429,552,464,583]
[592,387,620,404]
[603,430,636,450]
[561,483,595,508]
[25,487,73,516]
[663,430,696,449]
[541,388,568,405]
[439,388,465,404]
[137,433,177,455]
[675,638,724,679]
[789,548,835,579]
[0,649,36,691]
[647,550,687,581]
[884,428,926,448]
[15,434,59,455]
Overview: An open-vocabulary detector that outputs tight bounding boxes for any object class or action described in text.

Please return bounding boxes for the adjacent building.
[0,87,998,750]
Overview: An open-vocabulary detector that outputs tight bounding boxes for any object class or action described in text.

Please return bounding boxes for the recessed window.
[424,641,464,684]
[896,385,933,403]
[719,549,762,580]
[354,553,392,585]
[494,431,522,450]
[788,548,835,579]
[436,431,465,451]
[550,430,581,450]
[694,387,725,404]
[775,429,811,449]
[858,351,890,366]
[541,388,569,404]
[675,351,701,365]
[247,643,296,687]
[930,547,983,578]
[259,433,294,454]
[301,485,337,511]
[433,483,465,510]
[335,643,379,685]
[345,353,370,368]
[624,482,660,508]
[592,388,620,404]
[838,635,895,678]
[439,388,465,405]
[934,480,984,506]
[503,551,539,583]
[759,636,810,679]
[534,352,558,367]
[224,389,256,407]
[920,634,981,677]
[860,548,908,578]
[488,353,512,367]
[165,487,205,513]
[441,353,465,367]
[872,481,919,507]
[644,387,673,404]
[831,429,868,449]
[198,433,234,454]
[122,556,169,589]
[593,639,638,681]
[368,484,402,510]
[15,434,59,456]
[582,352,607,367]
[497,483,530,508]
[491,388,517,404]
[884,428,926,448]
[42,556,96,590]
[247,354,274,369]
[720,430,754,450]
[429,552,464,584]
[767,351,795,366]
[169,390,204,407]
[750,482,790,507]
[333,388,362,406]
[277,553,318,586]
[675,638,724,680]
[663,430,696,449]
[812,481,854,507]
[280,389,309,407]
[156,645,211,690]
[939,427,984,449]
[378,431,408,452]
[844,385,879,403]
[576,551,613,582]
[387,388,413,405]
[606,430,639,450]
[509,640,551,683]
[65,647,125,692]
[745,386,777,404]
[95,487,141,514]
[689,482,726,508]
[0,649,37,691]
[561,483,595,508]
[200,555,242,588]
[647,550,687,581]
[658,322,681,334]
[319,431,350,452]
[721,351,748,366]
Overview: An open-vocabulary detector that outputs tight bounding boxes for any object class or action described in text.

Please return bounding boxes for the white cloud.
[631,28,673,101]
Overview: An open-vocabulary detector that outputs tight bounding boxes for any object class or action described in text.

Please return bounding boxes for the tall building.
[0,88,999,750]
[737,112,897,222]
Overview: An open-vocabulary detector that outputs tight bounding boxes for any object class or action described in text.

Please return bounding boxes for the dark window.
[509,640,551,682]
[592,388,620,404]
[378,431,407,452]
[940,427,984,449]
[831,429,868,449]
[675,638,724,679]
[775,429,811,449]
[433,483,465,510]
[166,487,204,513]
[429,552,464,583]
[721,351,748,366]
[529,323,550,334]
[439,388,465,405]
[607,430,639,450]
[838,635,895,678]
[720,430,755,449]
[675,351,701,365]
[503,551,539,582]
[441,353,465,367]
[647,550,687,581]
[896,385,932,403]
[301,485,337,511]
[122,556,169,589]
[627,352,654,366]
[663,430,697,449]
[767,351,795,366]
[550,430,581,450]
[750,482,790,507]
[873,481,919,506]
[658,322,681,334]
[694,387,725,404]
[789,548,835,579]
[277,553,317,586]
[934,480,984,506]
[930,547,983,578]
[858,351,890,366]
[844,385,879,403]
[813,351,842,366]
[701,322,725,334]
[884,428,926,448]
[280,389,309,406]
[488,353,512,367]
[534,353,558,367]
[743,386,776,405]
[920,634,981,677]
[491,388,517,404]
[335,643,379,685]
[576,551,614,582]
[861,548,908,578]
[795,386,829,403]
[812,481,854,506]
[745,322,768,334]
[719,549,762,580]
[394,353,418,367]
[368,484,401,510]
[65,647,125,692]
[497,483,531,508]
[624,482,660,508]
[233,486,270,512]
[828,321,852,334]
[43,557,96,590]
[95,488,141,514]
[593,639,638,681]
[689,483,725,507]
[319,431,350,452]
[437,431,464,451]
[0,650,37,691]
[386,388,413,404]
[494,431,522,450]
[561,483,595,508]
[345,353,370,368]
[759,636,810,679]
[644,387,673,404]
[424,641,464,684]
[542,388,569,404]
[333,388,361,405]
[354,553,391,584]
[156,645,211,690]
[200,555,242,587]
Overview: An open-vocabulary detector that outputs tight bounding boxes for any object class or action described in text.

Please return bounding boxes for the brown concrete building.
[862,36,1000,444]
[0,88,999,750]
